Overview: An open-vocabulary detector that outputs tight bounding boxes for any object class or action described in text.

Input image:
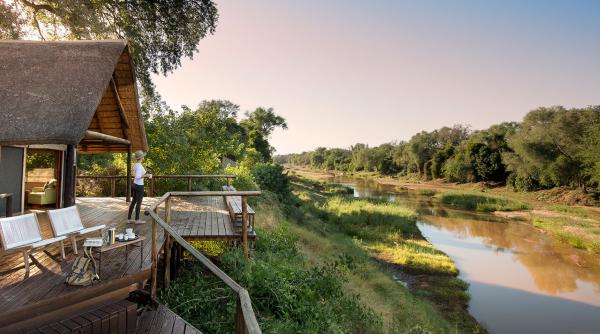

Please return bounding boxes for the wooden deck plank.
[137,304,202,334]
[0,197,163,317]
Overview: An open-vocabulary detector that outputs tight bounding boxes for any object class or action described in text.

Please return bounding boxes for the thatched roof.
[0,40,148,152]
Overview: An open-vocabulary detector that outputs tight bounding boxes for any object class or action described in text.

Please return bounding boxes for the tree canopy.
[277,106,600,192]
[2,0,219,95]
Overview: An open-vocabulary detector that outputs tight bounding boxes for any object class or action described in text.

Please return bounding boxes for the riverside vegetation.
[277,106,600,197]
[278,106,600,257]
[159,165,486,333]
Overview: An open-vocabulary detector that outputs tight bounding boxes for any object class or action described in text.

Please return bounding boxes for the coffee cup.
[125,228,133,235]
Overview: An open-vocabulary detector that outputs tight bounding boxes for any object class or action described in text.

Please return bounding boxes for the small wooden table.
[90,236,145,277]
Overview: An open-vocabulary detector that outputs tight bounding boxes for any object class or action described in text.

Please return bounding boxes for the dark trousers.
[128,184,144,220]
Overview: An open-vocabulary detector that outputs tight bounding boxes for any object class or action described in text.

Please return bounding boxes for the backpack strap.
[84,246,100,281]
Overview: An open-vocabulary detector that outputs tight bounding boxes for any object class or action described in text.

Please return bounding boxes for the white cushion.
[48,206,84,236]
[31,235,66,249]
[0,214,42,250]
[77,225,106,235]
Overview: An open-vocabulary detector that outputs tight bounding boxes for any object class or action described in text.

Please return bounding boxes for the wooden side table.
[90,236,146,278]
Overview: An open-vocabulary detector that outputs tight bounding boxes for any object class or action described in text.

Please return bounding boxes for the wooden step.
[0,271,148,333]
[136,304,202,334]
[26,300,137,334]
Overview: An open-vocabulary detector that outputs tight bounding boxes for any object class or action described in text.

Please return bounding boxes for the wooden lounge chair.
[0,213,67,276]
[47,206,106,255]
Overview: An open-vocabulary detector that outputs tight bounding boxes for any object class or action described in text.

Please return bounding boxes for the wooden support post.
[242,196,249,259]
[164,235,171,289]
[150,177,156,197]
[165,196,172,225]
[126,146,132,203]
[150,208,158,298]
[235,297,248,334]
[63,144,76,207]
[170,242,179,279]
[187,177,192,192]
[110,178,116,198]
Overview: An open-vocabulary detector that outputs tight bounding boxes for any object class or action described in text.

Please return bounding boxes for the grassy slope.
[289,177,486,333]
[289,166,600,254]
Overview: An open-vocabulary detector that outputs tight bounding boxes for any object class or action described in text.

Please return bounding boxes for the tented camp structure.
[0,40,148,215]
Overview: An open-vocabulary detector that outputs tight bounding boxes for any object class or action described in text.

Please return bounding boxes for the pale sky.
[152,0,600,155]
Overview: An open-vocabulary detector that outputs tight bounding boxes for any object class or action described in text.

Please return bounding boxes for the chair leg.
[23,250,30,277]
[60,240,66,259]
[72,235,78,255]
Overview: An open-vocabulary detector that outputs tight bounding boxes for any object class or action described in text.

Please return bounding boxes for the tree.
[580,122,600,187]
[241,107,288,161]
[144,100,245,175]
[310,147,327,168]
[2,0,218,95]
[407,131,438,176]
[503,106,600,189]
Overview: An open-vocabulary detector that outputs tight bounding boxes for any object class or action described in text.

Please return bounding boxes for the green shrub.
[251,163,290,200]
[225,165,259,190]
[160,225,383,334]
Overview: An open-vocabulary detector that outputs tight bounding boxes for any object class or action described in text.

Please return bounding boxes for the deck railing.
[145,190,262,334]
[77,174,236,197]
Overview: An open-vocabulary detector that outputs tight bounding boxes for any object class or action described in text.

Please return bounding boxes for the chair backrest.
[47,206,84,236]
[0,213,42,251]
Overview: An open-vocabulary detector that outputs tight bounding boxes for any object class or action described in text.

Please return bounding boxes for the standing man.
[128,151,152,224]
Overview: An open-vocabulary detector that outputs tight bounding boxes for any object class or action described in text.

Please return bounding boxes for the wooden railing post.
[235,297,248,334]
[110,178,116,198]
[164,196,172,288]
[242,196,249,259]
[165,196,172,225]
[151,177,156,197]
[187,177,192,192]
[150,206,159,298]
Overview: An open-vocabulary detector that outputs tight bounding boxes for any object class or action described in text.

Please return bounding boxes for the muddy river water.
[324,176,600,334]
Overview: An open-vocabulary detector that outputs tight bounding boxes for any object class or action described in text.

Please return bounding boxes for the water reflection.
[324,175,600,334]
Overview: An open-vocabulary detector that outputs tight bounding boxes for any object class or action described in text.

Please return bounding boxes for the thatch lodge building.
[0,40,148,215]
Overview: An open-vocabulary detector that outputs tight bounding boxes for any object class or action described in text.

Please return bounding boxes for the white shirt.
[134,162,145,186]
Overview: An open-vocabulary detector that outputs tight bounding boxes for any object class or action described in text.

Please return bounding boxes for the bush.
[251,163,290,200]
[160,225,383,334]
[225,165,258,190]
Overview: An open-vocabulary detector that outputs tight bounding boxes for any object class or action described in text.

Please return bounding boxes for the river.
[323,176,600,334]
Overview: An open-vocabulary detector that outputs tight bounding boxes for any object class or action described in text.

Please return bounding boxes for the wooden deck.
[0,197,161,320]
[170,196,256,240]
[136,304,203,334]
[0,195,255,331]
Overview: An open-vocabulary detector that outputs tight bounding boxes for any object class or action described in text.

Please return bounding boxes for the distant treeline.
[276,106,600,191]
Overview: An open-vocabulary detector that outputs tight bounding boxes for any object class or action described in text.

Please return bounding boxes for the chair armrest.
[78,225,106,235]
[31,236,67,249]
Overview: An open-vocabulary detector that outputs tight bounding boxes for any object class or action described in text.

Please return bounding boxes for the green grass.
[288,204,475,333]
[290,176,486,333]
[322,183,354,195]
[533,217,600,252]
[438,192,529,212]
[417,189,438,196]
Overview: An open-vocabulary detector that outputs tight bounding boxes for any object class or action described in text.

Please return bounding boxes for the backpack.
[66,247,99,286]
